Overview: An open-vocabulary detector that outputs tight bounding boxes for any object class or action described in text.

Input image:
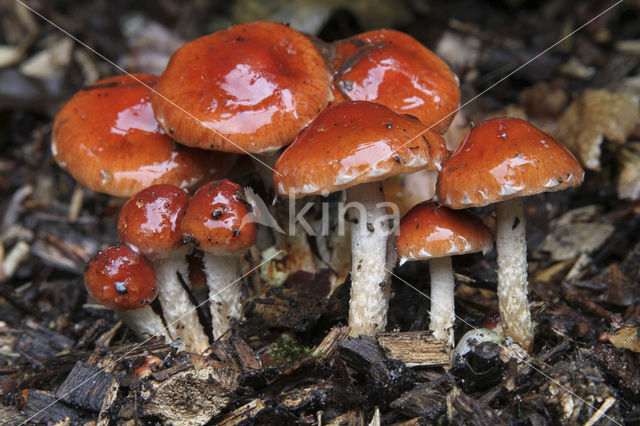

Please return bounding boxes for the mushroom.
[84,244,170,341]
[52,74,234,198]
[274,101,448,336]
[436,118,584,350]
[118,184,209,353]
[330,29,460,133]
[396,201,493,349]
[152,21,331,157]
[182,179,258,338]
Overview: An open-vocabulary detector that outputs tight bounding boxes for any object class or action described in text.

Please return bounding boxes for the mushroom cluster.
[53,20,585,355]
[85,180,256,352]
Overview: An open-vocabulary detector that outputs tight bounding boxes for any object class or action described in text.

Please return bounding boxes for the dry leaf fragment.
[607,327,640,352]
[616,140,640,200]
[555,89,640,170]
[538,222,614,261]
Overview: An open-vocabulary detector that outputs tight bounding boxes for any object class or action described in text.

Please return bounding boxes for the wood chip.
[216,398,265,425]
[377,331,450,367]
[313,326,350,359]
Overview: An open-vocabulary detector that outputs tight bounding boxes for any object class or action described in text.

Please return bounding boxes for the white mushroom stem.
[117,306,172,341]
[495,197,534,350]
[152,253,210,353]
[201,254,243,339]
[428,256,456,349]
[346,181,397,336]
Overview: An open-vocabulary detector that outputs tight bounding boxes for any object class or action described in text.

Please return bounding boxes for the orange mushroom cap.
[436,118,585,209]
[152,21,332,154]
[85,244,158,311]
[118,184,189,259]
[273,101,448,198]
[182,179,257,254]
[334,30,460,134]
[397,202,493,264]
[52,74,234,198]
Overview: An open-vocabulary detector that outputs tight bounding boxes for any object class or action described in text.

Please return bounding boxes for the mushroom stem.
[346,181,396,336]
[153,255,210,353]
[428,256,455,349]
[201,254,243,339]
[495,197,533,350]
[117,306,171,341]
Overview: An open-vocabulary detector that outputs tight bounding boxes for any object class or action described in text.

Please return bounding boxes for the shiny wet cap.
[397,202,493,264]
[52,74,234,198]
[84,244,158,311]
[335,30,460,134]
[182,179,257,254]
[436,118,585,209]
[118,184,189,259]
[273,101,448,198]
[152,21,332,154]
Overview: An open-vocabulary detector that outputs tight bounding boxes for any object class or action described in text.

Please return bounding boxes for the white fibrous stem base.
[496,197,534,350]
[346,182,396,336]
[154,257,210,353]
[202,254,243,339]
[117,305,171,341]
[429,256,455,350]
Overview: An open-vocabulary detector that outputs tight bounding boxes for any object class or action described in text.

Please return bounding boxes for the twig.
[584,396,616,426]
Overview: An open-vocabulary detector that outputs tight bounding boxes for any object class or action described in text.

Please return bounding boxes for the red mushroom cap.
[273,101,448,198]
[152,21,332,154]
[52,74,234,198]
[436,118,585,209]
[397,202,493,264]
[85,244,158,311]
[118,184,189,259]
[182,180,257,254]
[335,30,460,134]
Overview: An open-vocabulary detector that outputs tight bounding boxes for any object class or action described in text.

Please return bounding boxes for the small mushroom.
[84,244,170,341]
[397,202,493,349]
[182,179,258,338]
[118,184,209,353]
[52,74,234,198]
[436,118,584,350]
[274,101,448,336]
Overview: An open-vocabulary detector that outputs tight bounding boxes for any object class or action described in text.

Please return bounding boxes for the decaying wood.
[280,381,333,411]
[141,354,239,425]
[313,326,351,359]
[377,331,449,367]
[56,361,119,416]
[216,398,266,425]
[337,336,389,383]
[390,383,446,419]
[450,390,505,426]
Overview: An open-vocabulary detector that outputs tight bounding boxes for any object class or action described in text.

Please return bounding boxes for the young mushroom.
[52,74,233,198]
[182,179,257,338]
[397,202,493,349]
[274,101,448,336]
[84,244,170,341]
[118,184,209,353]
[436,118,584,350]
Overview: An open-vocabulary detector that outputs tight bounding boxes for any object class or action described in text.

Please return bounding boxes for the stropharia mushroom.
[332,29,460,134]
[436,117,584,350]
[152,21,332,154]
[182,179,257,338]
[274,101,448,336]
[52,74,233,198]
[84,244,170,341]
[118,184,209,353]
[397,202,493,349]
